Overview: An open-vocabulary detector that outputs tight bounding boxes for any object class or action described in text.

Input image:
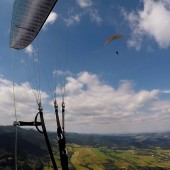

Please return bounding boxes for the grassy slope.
[68,145,170,170]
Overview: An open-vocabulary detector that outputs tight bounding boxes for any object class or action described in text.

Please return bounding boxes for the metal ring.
[35,112,43,133]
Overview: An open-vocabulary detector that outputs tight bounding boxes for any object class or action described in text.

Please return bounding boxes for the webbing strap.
[39,110,58,170]
[13,107,58,170]
[54,101,68,170]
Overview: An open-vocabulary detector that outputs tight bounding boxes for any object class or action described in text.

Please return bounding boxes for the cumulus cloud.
[54,71,170,133]
[64,0,102,26]
[1,72,170,134]
[89,9,102,25]
[43,11,58,30]
[76,0,92,8]
[0,75,48,126]
[53,70,72,77]
[24,45,39,63]
[25,44,36,56]
[64,14,81,26]
[123,0,170,50]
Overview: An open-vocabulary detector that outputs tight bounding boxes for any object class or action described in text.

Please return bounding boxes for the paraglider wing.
[104,34,123,45]
[9,0,58,50]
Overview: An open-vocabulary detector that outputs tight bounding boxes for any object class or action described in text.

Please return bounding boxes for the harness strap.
[54,100,68,170]
[13,103,58,170]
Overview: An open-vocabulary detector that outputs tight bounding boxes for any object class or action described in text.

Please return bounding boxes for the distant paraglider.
[104,34,123,45]
[104,34,123,55]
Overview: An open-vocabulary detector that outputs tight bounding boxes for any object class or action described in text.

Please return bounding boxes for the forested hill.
[66,132,170,149]
[0,126,170,169]
[1,126,170,150]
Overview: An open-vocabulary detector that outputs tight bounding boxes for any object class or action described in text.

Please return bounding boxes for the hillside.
[0,126,170,169]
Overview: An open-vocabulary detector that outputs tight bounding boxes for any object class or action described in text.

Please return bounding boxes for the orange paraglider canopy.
[104,34,123,45]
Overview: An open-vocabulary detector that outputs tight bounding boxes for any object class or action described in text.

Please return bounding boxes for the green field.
[65,144,170,170]
[43,144,170,170]
[1,126,170,169]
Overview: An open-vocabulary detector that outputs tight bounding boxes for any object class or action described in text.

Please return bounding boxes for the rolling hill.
[0,126,170,169]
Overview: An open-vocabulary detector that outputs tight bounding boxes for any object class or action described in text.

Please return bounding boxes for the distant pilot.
[116,51,119,55]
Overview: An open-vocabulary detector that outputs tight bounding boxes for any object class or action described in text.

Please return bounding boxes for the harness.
[13,101,68,170]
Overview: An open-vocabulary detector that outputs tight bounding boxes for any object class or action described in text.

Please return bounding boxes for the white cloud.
[64,14,81,26]
[1,72,170,134]
[76,0,92,8]
[161,90,170,94]
[25,44,36,56]
[0,75,48,126]
[65,9,102,26]
[89,9,102,25]
[54,71,170,133]
[24,45,39,62]
[53,70,65,76]
[53,70,72,77]
[43,11,58,30]
[63,0,102,26]
[123,0,170,49]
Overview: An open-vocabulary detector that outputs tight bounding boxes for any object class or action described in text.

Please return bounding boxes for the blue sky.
[0,0,170,134]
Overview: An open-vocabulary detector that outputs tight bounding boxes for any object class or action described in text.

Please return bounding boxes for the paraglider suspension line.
[13,103,58,170]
